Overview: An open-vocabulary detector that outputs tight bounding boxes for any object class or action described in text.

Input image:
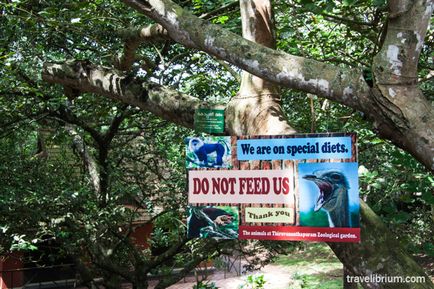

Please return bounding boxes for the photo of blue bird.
[299,163,359,228]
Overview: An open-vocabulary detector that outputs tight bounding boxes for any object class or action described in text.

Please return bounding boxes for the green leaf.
[423,242,434,257]
[343,0,357,6]
[373,0,387,7]
[215,15,229,24]
[421,191,434,205]
[391,212,410,224]
[370,137,383,144]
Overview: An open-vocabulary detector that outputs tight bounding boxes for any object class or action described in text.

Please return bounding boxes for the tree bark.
[330,201,434,289]
[371,0,434,172]
[225,0,295,136]
[343,265,359,289]
[64,124,101,193]
[42,61,201,128]
[116,24,169,71]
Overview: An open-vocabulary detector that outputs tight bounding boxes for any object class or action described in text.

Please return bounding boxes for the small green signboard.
[194,108,225,134]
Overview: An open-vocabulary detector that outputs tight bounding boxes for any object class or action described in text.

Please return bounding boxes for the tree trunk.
[226,0,295,136]
[330,201,434,289]
[42,56,434,289]
[370,0,433,172]
[344,266,359,289]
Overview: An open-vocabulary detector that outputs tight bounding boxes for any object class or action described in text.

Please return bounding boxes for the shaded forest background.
[0,0,433,288]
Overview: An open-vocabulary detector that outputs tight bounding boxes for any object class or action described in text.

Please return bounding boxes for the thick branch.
[121,0,372,112]
[64,124,101,193]
[42,61,200,129]
[116,24,170,71]
[121,0,434,171]
[374,0,431,84]
[370,0,434,171]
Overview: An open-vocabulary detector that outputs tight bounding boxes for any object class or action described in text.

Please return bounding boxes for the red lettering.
[212,178,221,194]
[193,178,209,194]
[262,178,270,194]
[239,178,247,194]
[282,177,290,194]
[201,178,209,194]
[193,178,201,194]
[228,178,236,194]
[246,178,254,194]
[254,178,261,194]
[273,177,281,194]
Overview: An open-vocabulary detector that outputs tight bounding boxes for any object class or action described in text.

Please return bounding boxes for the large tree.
[1,0,433,288]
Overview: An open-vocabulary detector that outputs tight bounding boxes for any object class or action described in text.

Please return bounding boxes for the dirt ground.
[149,243,434,289]
[149,243,344,289]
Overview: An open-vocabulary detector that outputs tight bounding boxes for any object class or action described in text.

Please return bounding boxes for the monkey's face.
[191,140,200,149]
[189,138,204,152]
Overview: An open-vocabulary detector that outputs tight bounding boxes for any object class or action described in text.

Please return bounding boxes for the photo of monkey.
[187,206,239,239]
[185,136,232,169]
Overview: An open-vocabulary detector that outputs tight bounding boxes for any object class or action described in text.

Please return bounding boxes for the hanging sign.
[194,108,225,134]
[185,133,360,243]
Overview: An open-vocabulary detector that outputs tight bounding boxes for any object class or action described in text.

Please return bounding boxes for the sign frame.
[185,133,360,243]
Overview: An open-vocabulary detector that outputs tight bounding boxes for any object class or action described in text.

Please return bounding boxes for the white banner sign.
[188,169,295,205]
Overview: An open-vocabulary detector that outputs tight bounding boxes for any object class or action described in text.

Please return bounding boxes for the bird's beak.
[303,175,316,180]
[303,175,332,211]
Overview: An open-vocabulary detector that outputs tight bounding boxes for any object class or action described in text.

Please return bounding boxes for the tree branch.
[64,124,101,193]
[321,12,374,27]
[121,0,372,112]
[42,61,202,129]
[103,105,131,145]
[116,24,170,71]
[144,236,189,274]
[120,0,434,171]
[320,13,378,43]
[50,105,104,145]
[370,0,434,171]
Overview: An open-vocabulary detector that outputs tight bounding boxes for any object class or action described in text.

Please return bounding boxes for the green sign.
[194,108,225,133]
